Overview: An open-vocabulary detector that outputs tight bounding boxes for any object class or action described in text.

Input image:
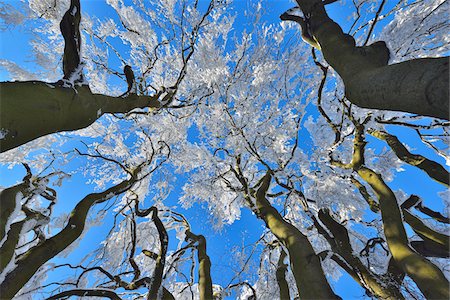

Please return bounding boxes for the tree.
[0,0,448,299]
[280,0,449,120]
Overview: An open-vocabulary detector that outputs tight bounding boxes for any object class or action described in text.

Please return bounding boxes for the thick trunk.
[283,0,449,120]
[0,81,160,152]
[318,209,404,299]
[357,167,449,299]
[343,58,449,120]
[255,172,340,300]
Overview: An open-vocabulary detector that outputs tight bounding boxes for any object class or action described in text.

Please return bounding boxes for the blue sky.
[1,0,448,299]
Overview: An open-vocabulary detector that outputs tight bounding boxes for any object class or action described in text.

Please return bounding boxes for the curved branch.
[357,166,449,299]
[0,166,143,299]
[0,82,161,153]
[47,288,121,300]
[369,129,449,186]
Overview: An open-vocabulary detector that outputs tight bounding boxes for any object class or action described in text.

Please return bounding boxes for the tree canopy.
[0,0,448,299]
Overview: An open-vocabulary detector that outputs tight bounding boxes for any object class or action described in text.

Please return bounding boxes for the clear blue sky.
[1,0,448,299]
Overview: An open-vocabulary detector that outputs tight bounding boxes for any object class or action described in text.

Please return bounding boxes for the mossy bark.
[197,236,213,300]
[369,129,449,186]
[357,167,449,299]
[275,249,291,300]
[284,0,449,120]
[0,81,160,152]
[318,209,404,299]
[255,172,340,300]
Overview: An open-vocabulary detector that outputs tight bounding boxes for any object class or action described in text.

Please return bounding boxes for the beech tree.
[0,0,448,299]
[280,0,449,120]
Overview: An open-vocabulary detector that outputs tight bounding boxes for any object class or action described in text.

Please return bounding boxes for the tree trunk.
[0,81,161,152]
[276,249,291,300]
[197,236,213,300]
[255,172,340,300]
[283,0,449,120]
[357,167,449,299]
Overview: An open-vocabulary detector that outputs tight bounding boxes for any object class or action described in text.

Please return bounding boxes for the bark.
[0,169,140,299]
[330,119,448,298]
[369,129,449,186]
[185,231,213,300]
[402,209,450,253]
[60,0,82,82]
[0,209,48,273]
[162,288,176,300]
[318,209,404,299]
[0,81,161,153]
[0,184,25,241]
[350,176,379,212]
[46,289,121,299]
[282,0,449,120]
[147,208,168,300]
[133,205,176,299]
[0,165,32,240]
[386,257,405,286]
[197,236,213,300]
[357,166,449,299]
[255,172,340,300]
[402,195,449,224]
[0,166,48,272]
[275,249,291,300]
[0,220,25,272]
[411,240,450,258]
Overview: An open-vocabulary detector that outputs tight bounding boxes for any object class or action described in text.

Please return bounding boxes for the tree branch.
[46,288,121,300]
[0,165,144,299]
[282,0,449,119]
[0,81,160,153]
[254,171,341,299]
[369,129,449,186]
